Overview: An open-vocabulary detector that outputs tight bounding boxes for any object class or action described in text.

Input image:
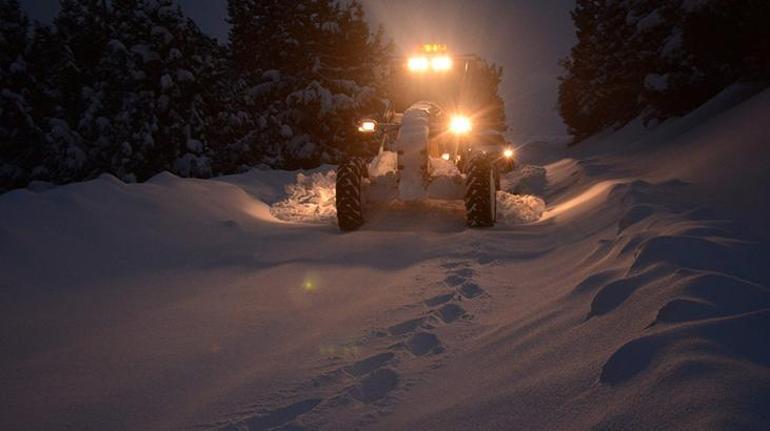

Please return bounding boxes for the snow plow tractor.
[336,44,515,231]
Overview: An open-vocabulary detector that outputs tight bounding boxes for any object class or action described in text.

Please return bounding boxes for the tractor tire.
[336,158,367,231]
[465,155,497,227]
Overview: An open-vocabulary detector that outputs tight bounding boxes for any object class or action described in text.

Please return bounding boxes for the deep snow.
[1,87,769,430]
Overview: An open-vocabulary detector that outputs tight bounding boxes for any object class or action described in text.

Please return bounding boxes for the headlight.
[408,56,430,72]
[503,148,515,158]
[449,115,472,135]
[431,56,453,71]
[357,120,377,133]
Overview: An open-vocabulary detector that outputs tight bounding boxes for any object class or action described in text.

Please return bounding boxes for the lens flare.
[301,275,319,292]
[503,148,515,158]
[449,115,472,134]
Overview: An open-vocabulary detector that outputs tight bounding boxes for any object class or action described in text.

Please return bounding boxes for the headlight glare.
[408,56,430,72]
[449,115,472,135]
[357,120,377,133]
[431,56,453,71]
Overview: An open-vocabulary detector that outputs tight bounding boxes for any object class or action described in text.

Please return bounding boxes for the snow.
[280,124,294,138]
[160,73,174,90]
[176,69,195,82]
[636,10,662,31]
[661,30,683,57]
[644,73,669,92]
[130,44,160,63]
[263,69,281,82]
[368,150,398,177]
[9,57,26,74]
[2,87,770,430]
[496,192,546,224]
[681,0,709,12]
[270,170,337,223]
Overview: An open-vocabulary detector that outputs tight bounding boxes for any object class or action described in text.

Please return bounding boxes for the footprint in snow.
[450,267,476,278]
[435,303,466,323]
[443,274,467,287]
[349,368,400,403]
[343,352,396,377]
[424,293,455,307]
[459,282,485,299]
[388,317,426,336]
[404,332,442,356]
[222,398,322,431]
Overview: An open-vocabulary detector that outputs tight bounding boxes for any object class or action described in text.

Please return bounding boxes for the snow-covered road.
[1,87,769,430]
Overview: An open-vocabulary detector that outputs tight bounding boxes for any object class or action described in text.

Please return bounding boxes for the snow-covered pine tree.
[641,0,770,120]
[221,0,391,169]
[559,0,640,142]
[560,0,770,142]
[140,0,219,178]
[82,0,220,181]
[558,0,606,142]
[0,0,46,190]
[286,0,390,164]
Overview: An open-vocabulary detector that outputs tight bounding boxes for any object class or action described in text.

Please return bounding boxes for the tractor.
[335,44,515,231]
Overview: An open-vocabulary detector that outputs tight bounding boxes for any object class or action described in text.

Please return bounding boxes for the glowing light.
[408,56,430,72]
[503,148,515,158]
[431,55,453,71]
[302,277,317,292]
[449,115,472,135]
[357,120,377,133]
[422,43,447,53]
[441,152,451,161]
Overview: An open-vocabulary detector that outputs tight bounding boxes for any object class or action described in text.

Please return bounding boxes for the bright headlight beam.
[503,148,515,158]
[431,56,453,71]
[408,56,430,72]
[449,116,472,135]
[357,120,377,133]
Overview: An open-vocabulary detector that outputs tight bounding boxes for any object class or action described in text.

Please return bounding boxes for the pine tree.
[560,0,770,142]
[222,0,391,169]
[559,0,641,142]
[0,0,45,190]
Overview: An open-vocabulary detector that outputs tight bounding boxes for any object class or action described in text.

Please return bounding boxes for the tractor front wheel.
[465,155,497,227]
[336,158,367,231]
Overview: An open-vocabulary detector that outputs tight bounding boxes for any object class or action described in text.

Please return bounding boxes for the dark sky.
[19,0,576,140]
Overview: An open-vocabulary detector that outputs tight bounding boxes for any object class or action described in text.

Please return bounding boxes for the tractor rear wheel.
[336,158,367,231]
[465,155,497,227]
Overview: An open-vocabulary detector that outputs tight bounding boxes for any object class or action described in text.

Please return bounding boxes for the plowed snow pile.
[496,191,546,223]
[269,165,546,225]
[269,171,337,223]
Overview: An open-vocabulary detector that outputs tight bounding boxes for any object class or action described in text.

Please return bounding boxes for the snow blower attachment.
[336,44,515,231]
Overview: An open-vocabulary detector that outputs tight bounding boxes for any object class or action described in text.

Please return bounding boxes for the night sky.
[18,0,576,140]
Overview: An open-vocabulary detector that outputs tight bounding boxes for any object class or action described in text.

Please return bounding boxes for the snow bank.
[269,170,337,224]
[496,192,546,224]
